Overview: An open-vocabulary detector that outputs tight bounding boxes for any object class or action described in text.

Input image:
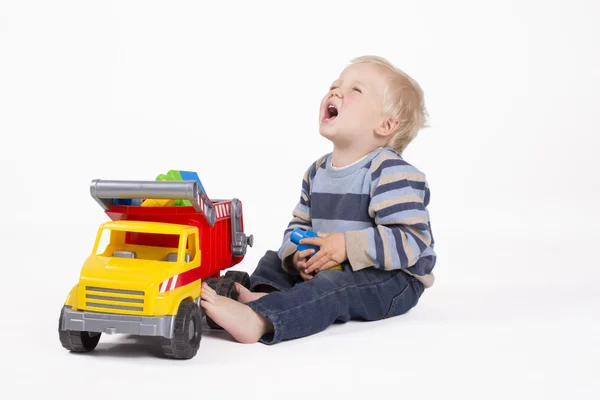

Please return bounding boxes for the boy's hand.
[293,248,315,280]
[301,232,347,274]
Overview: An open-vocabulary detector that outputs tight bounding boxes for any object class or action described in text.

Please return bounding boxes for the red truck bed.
[90,179,253,280]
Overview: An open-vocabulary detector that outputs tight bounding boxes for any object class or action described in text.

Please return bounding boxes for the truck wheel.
[206,278,236,330]
[224,270,251,290]
[160,299,201,360]
[207,277,238,299]
[58,308,101,353]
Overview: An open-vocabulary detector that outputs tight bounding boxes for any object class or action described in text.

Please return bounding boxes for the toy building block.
[156,170,188,205]
[290,228,319,253]
[175,171,208,206]
[142,170,181,206]
[113,198,134,206]
[179,171,207,195]
[143,170,208,207]
[290,228,342,271]
[141,198,176,207]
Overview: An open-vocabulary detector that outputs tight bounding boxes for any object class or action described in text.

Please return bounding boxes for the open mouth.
[324,103,339,121]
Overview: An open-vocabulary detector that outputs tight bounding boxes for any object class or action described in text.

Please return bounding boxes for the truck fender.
[64,284,79,309]
[170,293,199,316]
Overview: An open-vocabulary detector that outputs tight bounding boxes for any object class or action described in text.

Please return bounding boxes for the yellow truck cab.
[58,176,253,359]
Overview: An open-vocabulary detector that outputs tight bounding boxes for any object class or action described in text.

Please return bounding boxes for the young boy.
[201,55,436,344]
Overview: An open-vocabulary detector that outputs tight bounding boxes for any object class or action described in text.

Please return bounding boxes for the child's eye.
[353,87,362,93]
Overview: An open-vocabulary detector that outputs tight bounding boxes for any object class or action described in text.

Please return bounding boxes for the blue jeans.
[245,250,425,344]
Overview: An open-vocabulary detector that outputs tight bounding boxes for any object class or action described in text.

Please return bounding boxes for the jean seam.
[250,276,288,292]
[383,281,411,318]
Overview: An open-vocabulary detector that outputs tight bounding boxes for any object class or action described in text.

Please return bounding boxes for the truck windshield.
[95,228,191,263]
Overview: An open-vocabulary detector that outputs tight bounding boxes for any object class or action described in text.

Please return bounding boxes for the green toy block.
[155,170,191,206]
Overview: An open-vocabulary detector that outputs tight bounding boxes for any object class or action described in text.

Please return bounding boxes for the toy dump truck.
[58,171,253,359]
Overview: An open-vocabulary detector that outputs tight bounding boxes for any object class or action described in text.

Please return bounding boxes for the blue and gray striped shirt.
[278,147,436,288]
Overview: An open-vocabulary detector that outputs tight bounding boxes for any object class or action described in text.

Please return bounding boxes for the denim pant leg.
[245,258,425,345]
[248,250,302,292]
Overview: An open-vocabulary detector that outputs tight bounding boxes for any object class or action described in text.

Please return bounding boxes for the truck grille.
[85,286,145,313]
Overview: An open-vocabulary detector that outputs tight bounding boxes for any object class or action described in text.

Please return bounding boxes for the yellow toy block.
[141,198,176,207]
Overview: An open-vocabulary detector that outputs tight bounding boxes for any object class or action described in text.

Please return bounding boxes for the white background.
[1,0,599,398]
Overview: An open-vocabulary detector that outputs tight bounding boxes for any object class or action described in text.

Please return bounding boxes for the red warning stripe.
[158,266,203,293]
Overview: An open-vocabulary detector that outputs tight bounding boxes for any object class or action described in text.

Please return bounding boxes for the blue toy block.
[112,199,142,206]
[179,170,207,195]
[290,228,320,254]
[290,228,343,271]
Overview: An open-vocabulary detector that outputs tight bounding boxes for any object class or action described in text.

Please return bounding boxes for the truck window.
[186,233,198,263]
[94,227,111,256]
[94,228,188,263]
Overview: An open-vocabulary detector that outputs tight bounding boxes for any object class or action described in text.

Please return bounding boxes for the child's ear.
[375,118,400,138]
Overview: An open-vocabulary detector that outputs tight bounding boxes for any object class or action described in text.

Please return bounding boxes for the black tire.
[58,308,101,353]
[208,277,238,300]
[160,299,202,360]
[205,278,237,330]
[224,270,251,289]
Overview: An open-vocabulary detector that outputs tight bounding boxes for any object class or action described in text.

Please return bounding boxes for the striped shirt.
[278,147,436,288]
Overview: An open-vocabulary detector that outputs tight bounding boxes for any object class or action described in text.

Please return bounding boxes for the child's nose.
[329,89,343,98]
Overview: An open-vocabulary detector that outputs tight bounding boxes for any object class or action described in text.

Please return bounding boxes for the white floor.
[4,271,599,399]
[0,223,597,399]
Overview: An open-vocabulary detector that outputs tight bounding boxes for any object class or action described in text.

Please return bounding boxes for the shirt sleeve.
[344,156,435,276]
[277,161,319,273]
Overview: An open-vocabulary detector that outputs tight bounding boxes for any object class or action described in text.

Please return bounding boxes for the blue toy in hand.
[290,228,320,254]
[290,228,342,271]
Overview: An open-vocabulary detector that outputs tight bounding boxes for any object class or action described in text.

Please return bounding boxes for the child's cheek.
[347,92,360,101]
[344,93,370,117]
[343,93,359,109]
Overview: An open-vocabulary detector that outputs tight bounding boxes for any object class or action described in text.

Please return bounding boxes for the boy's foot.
[235,282,268,303]
[201,282,273,344]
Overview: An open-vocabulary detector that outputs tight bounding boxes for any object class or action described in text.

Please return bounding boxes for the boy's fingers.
[300,270,312,280]
[298,249,315,258]
[307,263,323,274]
[306,254,330,273]
[319,260,340,272]
[305,250,325,269]
[299,237,323,246]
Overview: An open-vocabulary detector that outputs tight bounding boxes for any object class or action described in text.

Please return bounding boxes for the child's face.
[319,62,389,148]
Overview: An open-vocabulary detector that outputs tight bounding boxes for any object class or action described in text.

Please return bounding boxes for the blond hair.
[350,55,428,154]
